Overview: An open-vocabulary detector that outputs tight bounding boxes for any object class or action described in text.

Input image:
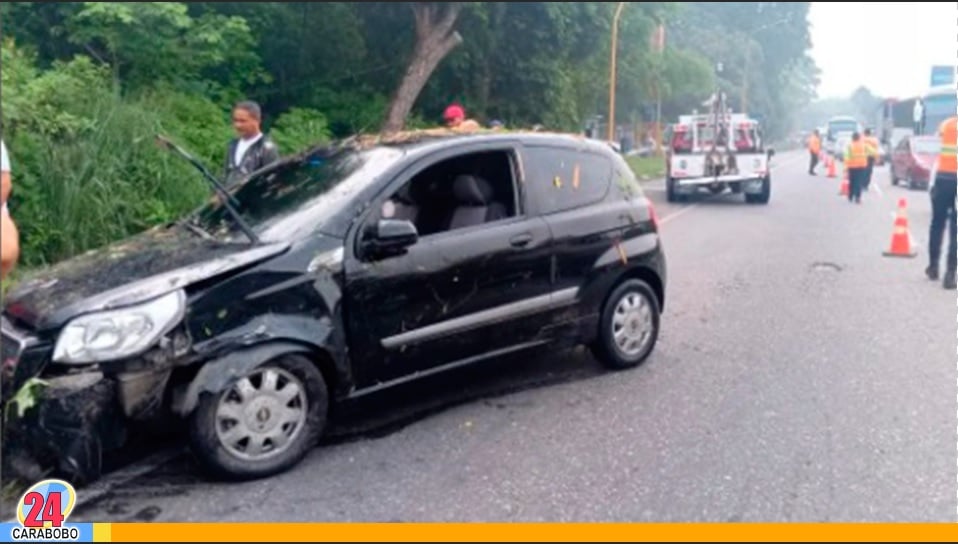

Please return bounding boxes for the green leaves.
[64,2,266,96]
[4,377,48,421]
[270,108,333,155]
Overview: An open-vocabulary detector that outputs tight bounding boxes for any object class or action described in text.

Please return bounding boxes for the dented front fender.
[172,340,315,416]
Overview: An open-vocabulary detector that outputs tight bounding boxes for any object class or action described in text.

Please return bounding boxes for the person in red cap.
[443,103,481,132]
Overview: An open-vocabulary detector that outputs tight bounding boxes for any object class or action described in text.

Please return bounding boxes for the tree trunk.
[477,3,505,117]
[381,3,464,135]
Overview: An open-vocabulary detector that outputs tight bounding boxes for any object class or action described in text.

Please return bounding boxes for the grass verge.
[626,155,666,181]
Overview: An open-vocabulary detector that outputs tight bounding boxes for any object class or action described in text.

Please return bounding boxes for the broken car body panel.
[4,226,290,332]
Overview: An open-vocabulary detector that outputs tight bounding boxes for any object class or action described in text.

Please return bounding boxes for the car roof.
[284,128,617,164]
[365,129,617,155]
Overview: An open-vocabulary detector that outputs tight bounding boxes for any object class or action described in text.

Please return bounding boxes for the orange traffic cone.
[839,167,849,196]
[883,198,918,258]
[826,156,836,178]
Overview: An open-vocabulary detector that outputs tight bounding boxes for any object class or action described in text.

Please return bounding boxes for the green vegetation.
[1,2,818,271]
[627,156,667,180]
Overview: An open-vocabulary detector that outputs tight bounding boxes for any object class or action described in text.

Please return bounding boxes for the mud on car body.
[1,131,667,484]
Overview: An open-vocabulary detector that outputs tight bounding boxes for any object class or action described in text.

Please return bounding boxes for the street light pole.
[737,17,789,115]
[607,1,627,143]
[741,45,750,113]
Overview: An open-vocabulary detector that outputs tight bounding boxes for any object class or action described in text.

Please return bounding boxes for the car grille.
[2,330,23,370]
[1,318,36,401]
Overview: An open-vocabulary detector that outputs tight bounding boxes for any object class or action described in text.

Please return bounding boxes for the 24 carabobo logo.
[10,479,80,541]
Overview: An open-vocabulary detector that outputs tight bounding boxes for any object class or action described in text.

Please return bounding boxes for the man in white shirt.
[224,101,280,187]
[2,139,20,279]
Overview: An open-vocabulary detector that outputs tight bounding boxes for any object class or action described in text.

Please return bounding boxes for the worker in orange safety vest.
[843,132,869,204]
[926,115,958,289]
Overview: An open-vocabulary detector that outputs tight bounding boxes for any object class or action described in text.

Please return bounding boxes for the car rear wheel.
[189,354,328,480]
[745,176,771,204]
[591,279,661,370]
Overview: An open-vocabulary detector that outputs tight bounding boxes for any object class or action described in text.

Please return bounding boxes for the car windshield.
[829,121,857,135]
[192,146,404,242]
[912,138,941,155]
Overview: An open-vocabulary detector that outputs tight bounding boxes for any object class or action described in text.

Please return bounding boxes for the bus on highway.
[876,85,957,154]
[920,85,957,134]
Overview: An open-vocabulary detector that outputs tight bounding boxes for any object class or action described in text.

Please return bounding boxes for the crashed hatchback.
[1,130,667,484]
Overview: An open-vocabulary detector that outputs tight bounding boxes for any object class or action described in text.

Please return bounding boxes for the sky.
[808,2,957,99]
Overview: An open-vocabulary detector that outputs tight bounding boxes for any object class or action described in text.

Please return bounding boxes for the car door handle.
[510,233,534,248]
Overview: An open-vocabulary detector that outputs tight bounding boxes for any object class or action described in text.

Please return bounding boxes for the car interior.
[376,150,519,238]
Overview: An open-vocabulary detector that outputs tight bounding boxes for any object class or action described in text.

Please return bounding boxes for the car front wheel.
[591,279,661,370]
[189,354,328,480]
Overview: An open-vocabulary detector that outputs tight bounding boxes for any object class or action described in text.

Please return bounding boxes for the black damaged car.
[1,130,667,484]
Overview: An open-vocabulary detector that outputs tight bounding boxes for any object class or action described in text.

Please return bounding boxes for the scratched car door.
[344,143,554,388]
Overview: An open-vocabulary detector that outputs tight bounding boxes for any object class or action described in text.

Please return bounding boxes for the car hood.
[4,225,290,332]
[915,153,936,169]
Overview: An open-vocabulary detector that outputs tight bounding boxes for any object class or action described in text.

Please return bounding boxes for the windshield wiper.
[155,134,260,244]
[177,217,214,240]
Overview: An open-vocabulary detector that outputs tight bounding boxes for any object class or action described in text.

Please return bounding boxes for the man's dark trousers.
[847,168,865,203]
[928,172,958,278]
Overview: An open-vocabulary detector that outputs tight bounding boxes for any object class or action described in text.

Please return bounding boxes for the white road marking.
[659,204,702,226]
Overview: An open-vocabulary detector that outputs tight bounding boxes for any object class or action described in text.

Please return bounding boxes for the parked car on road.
[890,135,940,190]
[2,130,667,484]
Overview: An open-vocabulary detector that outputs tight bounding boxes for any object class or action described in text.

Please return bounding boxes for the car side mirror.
[363,219,418,259]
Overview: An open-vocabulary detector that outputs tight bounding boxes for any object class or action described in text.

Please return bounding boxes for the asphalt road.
[69,150,957,523]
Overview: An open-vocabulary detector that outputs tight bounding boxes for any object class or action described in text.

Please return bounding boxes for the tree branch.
[438,30,464,57]
[412,3,434,40]
[83,43,109,66]
[436,2,464,38]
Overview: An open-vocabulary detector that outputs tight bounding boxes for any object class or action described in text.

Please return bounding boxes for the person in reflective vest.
[862,128,881,191]
[926,115,958,289]
[843,132,868,204]
[807,130,821,175]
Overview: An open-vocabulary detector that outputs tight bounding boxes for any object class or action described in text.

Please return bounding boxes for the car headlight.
[53,290,186,364]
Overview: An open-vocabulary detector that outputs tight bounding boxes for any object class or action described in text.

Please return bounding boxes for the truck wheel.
[590,279,661,370]
[189,354,328,481]
[745,176,770,205]
[666,177,678,203]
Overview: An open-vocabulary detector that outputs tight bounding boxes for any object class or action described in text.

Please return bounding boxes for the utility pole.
[738,18,790,114]
[740,45,750,113]
[607,1,627,143]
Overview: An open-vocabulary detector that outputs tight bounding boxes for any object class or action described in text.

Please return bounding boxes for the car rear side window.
[522,146,612,215]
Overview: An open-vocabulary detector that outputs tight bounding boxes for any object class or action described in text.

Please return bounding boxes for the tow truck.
[664,92,774,204]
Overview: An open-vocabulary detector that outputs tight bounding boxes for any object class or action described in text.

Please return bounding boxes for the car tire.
[591,279,661,370]
[666,177,678,203]
[189,353,328,481]
[745,176,771,204]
